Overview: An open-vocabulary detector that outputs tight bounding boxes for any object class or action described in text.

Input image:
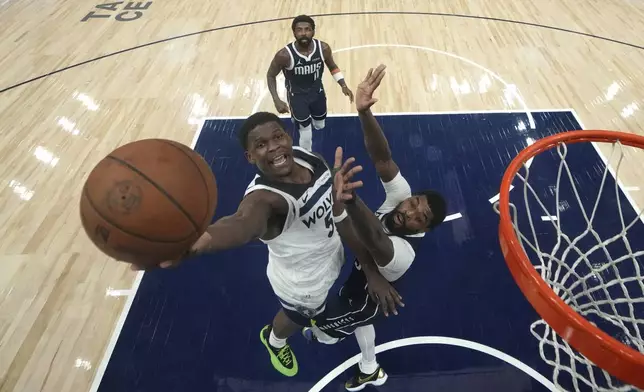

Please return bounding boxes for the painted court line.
[89,124,208,392]
[89,271,144,392]
[204,108,574,121]
[89,110,581,390]
[251,43,538,130]
[308,336,558,392]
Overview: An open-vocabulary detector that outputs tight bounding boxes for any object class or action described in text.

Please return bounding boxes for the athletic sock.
[269,328,287,349]
[355,325,379,374]
[299,124,312,151]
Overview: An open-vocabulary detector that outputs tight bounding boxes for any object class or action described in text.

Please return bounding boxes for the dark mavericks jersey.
[282,39,325,95]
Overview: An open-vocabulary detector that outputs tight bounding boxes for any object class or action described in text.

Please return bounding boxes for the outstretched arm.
[344,196,394,267]
[332,147,403,315]
[145,190,285,270]
[332,147,394,267]
[332,202,380,277]
[321,41,354,102]
[266,48,291,113]
[195,190,286,253]
[355,65,400,183]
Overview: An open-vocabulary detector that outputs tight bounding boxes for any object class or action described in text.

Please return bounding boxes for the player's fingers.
[373,70,386,88]
[368,64,384,84]
[384,293,398,316]
[364,68,373,81]
[374,64,387,76]
[339,156,355,174]
[159,260,176,269]
[369,66,381,82]
[391,288,405,307]
[378,295,389,317]
[344,180,363,191]
[343,164,363,179]
[334,146,343,169]
[367,288,378,304]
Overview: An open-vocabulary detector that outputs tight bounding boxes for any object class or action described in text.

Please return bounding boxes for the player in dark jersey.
[267,15,354,152]
[305,65,448,391]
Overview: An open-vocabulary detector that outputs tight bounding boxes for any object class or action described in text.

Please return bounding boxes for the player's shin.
[299,124,312,151]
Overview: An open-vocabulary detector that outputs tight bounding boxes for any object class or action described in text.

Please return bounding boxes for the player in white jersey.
[305,65,448,391]
[145,111,397,378]
[243,144,344,314]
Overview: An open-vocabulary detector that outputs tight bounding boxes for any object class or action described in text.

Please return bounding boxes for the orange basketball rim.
[497,129,644,389]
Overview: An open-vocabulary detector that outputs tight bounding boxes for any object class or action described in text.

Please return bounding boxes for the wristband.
[333,209,348,223]
[332,70,345,83]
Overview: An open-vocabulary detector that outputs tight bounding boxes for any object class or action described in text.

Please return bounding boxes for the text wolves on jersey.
[301,192,333,237]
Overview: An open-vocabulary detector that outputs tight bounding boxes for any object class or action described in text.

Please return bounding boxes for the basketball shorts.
[287,88,327,126]
[312,260,386,339]
[278,297,327,327]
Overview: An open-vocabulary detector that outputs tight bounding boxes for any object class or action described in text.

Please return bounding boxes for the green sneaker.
[259,325,298,377]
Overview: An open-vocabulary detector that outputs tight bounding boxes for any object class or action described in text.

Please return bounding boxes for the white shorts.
[267,244,345,312]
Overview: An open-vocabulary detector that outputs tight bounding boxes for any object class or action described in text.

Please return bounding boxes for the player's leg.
[304,262,389,390]
[310,88,327,131]
[260,308,302,377]
[305,262,374,344]
[286,93,313,151]
[308,324,340,344]
[345,325,388,391]
[261,298,326,377]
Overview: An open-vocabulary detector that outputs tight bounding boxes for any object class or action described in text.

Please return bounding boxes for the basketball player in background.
[267,14,354,151]
[306,64,448,391]
[149,111,401,378]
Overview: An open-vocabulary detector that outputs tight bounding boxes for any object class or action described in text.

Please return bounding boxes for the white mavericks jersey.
[244,147,343,311]
[374,172,425,282]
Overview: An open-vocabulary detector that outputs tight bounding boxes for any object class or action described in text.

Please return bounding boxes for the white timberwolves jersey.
[244,147,344,310]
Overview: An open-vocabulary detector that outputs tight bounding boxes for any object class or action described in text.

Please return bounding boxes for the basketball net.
[493,132,644,391]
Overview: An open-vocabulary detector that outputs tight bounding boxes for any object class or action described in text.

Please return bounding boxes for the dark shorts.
[278,297,327,327]
[312,261,385,339]
[287,88,327,126]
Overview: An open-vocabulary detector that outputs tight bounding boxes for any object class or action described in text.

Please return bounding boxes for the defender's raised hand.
[356,64,386,112]
[332,146,363,203]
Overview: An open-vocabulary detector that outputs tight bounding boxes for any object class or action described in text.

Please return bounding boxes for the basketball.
[80,138,218,268]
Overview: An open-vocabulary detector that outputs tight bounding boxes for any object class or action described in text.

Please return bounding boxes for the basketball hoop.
[495,130,644,391]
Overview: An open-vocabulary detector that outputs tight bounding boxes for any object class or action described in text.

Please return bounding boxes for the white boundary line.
[204,108,573,121]
[88,109,579,391]
[88,271,144,392]
[88,124,207,392]
[308,336,558,392]
[570,109,644,223]
[252,43,538,130]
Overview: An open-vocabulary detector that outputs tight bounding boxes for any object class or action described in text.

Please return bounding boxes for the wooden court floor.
[1,1,644,391]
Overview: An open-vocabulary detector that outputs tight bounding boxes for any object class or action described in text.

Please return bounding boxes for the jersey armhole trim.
[319,39,325,63]
[285,45,295,71]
